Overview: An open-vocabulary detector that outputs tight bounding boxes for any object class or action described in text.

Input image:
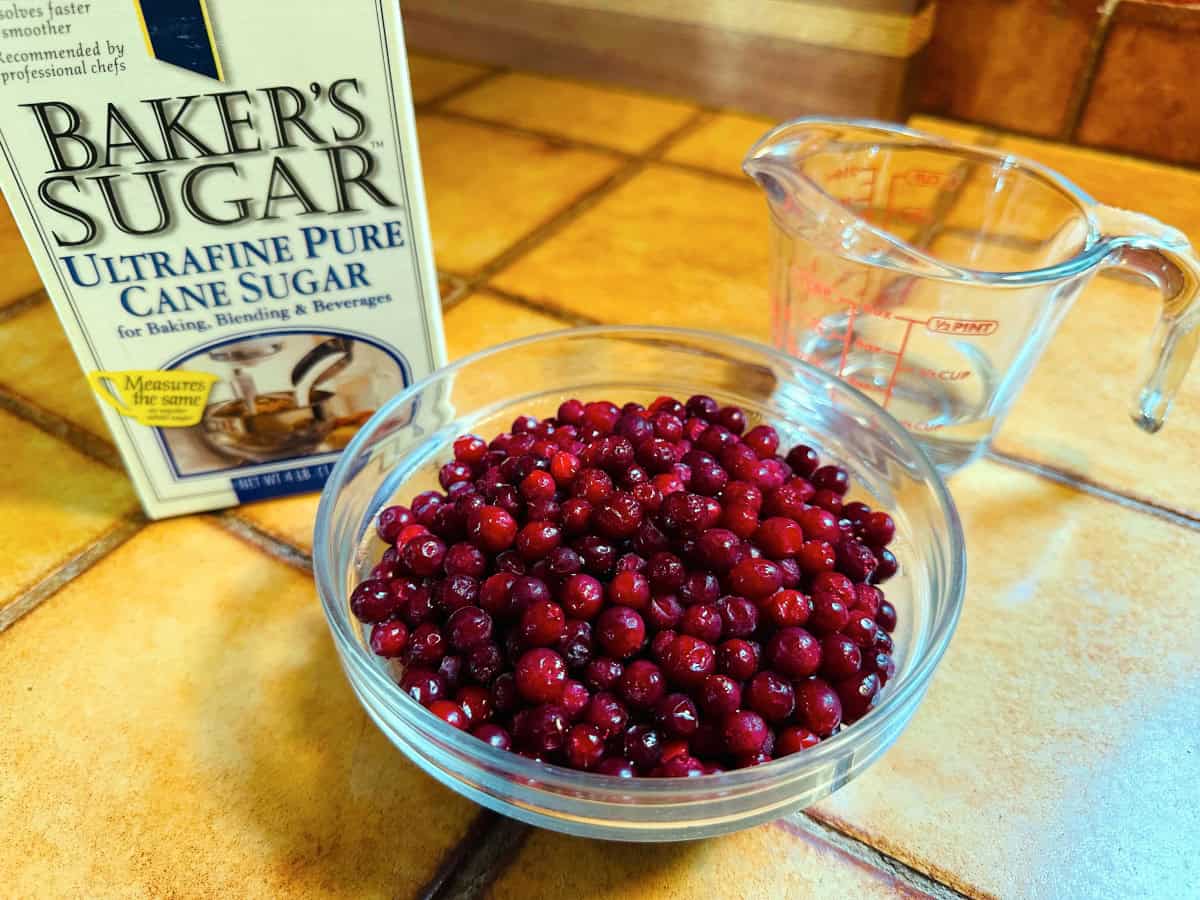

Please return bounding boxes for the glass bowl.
[314,326,965,842]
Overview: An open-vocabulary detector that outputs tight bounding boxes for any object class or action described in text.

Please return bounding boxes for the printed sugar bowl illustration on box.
[0,0,445,518]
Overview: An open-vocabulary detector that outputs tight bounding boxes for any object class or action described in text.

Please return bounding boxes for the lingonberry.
[560,498,593,535]
[472,723,512,751]
[837,540,878,582]
[698,673,742,718]
[842,613,879,649]
[662,633,716,688]
[754,517,804,559]
[796,677,843,736]
[717,638,760,680]
[514,648,567,704]
[560,679,591,720]
[351,579,398,623]
[695,527,743,572]
[745,671,796,723]
[819,635,863,679]
[596,605,646,659]
[728,558,783,599]
[608,570,650,609]
[877,599,897,633]
[622,724,665,770]
[465,642,504,684]
[871,548,899,584]
[811,465,849,495]
[565,724,607,770]
[514,703,570,753]
[808,592,851,636]
[767,627,821,678]
[852,583,883,618]
[836,671,881,723]
[583,657,623,692]
[619,659,666,710]
[680,603,723,644]
[406,622,447,666]
[722,710,769,756]
[444,542,487,578]
[438,654,464,691]
[776,725,821,756]
[446,606,493,650]
[519,600,566,648]
[679,571,720,606]
[370,620,409,657]
[595,757,637,777]
[429,700,469,730]
[556,619,594,670]
[717,595,758,638]
[438,574,480,613]
[470,506,518,553]
[761,589,812,629]
[489,671,517,713]
[376,505,414,543]
[647,593,684,631]
[399,668,446,706]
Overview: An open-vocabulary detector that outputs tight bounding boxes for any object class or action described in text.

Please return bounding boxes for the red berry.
[796,677,842,736]
[618,659,666,710]
[596,606,646,660]
[514,648,567,703]
[473,723,512,750]
[717,638,760,680]
[662,634,716,687]
[760,589,812,628]
[470,506,517,553]
[698,673,742,718]
[376,505,414,543]
[766,627,821,678]
[429,700,469,730]
[722,710,769,756]
[819,635,863,679]
[565,724,607,770]
[351,579,398,623]
[836,671,881,723]
[745,671,796,723]
[728,558,783,599]
[370,620,409,657]
[754,517,804,558]
[446,606,493,650]
[519,600,566,648]
[608,570,650,610]
[776,725,820,756]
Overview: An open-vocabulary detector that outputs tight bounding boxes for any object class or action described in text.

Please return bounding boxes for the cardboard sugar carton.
[0,0,445,517]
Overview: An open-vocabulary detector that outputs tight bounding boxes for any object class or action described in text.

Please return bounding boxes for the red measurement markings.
[881,320,915,410]
[926,316,998,336]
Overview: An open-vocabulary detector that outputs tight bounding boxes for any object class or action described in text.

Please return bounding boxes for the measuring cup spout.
[1094,206,1200,433]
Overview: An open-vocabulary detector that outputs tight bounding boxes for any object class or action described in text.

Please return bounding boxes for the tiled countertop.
[2,56,1198,899]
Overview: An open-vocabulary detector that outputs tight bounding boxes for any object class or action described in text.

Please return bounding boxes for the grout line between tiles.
[0,289,47,324]
[0,514,146,634]
[419,815,530,900]
[415,67,508,112]
[1063,0,1120,143]
[215,512,314,572]
[0,385,121,470]
[477,283,599,327]
[793,812,978,900]
[465,108,712,290]
[986,449,1200,532]
[423,107,637,160]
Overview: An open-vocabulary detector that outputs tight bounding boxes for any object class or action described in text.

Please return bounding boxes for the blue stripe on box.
[136,0,222,80]
[233,463,335,503]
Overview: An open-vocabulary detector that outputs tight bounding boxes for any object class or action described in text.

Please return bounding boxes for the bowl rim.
[314,324,966,792]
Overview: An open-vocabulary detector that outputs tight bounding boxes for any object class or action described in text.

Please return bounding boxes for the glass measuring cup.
[744,118,1200,473]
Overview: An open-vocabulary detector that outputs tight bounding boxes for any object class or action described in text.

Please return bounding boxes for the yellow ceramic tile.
[487,822,928,899]
[0,301,110,439]
[418,114,623,273]
[995,133,1200,246]
[0,409,136,617]
[492,164,771,342]
[445,290,567,360]
[0,518,478,898]
[813,461,1200,898]
[0,194,42,310]
[906,115,993,146]
[662,111,775,178]
[445,72,697,154]
[234,292,569,552]
[407,53,491,104]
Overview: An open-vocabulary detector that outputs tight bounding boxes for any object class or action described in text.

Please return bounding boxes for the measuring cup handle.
[1095,206,1200,433]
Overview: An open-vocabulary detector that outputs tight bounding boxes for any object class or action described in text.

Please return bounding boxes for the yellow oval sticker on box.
[88,370,219,427]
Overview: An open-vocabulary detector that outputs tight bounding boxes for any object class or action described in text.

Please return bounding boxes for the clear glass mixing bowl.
[314,326,965,841]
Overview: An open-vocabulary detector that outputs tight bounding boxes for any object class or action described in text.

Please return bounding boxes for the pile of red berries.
[350,396,899,777]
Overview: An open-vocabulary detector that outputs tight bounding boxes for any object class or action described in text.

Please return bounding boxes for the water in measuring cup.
[791,309,1000,471]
